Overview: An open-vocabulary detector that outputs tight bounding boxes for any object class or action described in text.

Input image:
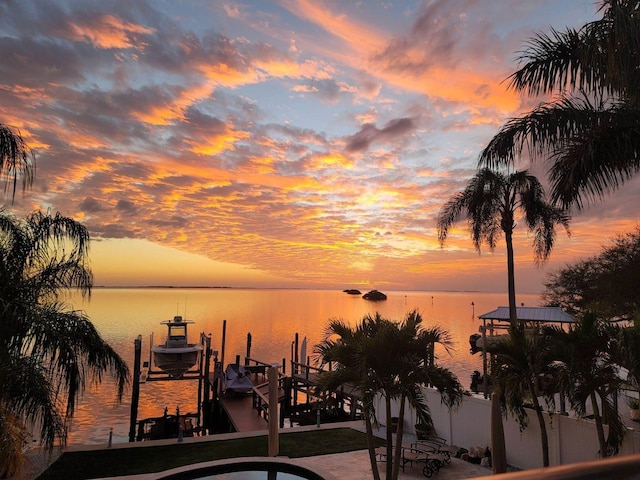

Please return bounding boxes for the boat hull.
[152,344,203,378]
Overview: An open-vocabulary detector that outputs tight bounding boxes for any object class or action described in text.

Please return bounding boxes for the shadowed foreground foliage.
[37,428,382,480]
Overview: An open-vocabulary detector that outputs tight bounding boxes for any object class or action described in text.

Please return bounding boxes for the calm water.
[64,288,541,445]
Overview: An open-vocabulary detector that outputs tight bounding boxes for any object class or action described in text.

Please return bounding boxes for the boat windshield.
[169,325,186,340]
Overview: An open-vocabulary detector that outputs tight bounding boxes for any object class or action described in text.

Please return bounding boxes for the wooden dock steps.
[220,394,267,432]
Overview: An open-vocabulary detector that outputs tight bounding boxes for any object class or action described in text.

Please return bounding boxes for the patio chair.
[376,443,446,477]
[412,439,456,464]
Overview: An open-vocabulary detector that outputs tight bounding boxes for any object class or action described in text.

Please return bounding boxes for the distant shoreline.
[90,285,533,294]
[93,285,236,289]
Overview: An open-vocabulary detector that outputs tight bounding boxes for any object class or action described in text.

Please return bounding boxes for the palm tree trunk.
[364,411,382,480]
[391,395,406,480]
[505,229,518,323]
[385,396,393,480]
[491,392,507,473]
[591,392,608,457]
[529,382,550,467]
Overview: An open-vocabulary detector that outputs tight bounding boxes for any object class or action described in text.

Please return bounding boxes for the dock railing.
[290,361,324,383]
[244,356,286,383]
[251,370,291,426]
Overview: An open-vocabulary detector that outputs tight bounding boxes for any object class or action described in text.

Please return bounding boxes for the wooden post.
[203,335,212,434]
[203,335,212,402]
[294,333,299,373]
[129,335,142,442]
[268,365,279,456]
[282,376,292,428]
[221,320,227,374]
[482,322,488,399]
[246,333,252,365]
[290,342,294,374]
[197,333,205,428]
[148,332,153,369]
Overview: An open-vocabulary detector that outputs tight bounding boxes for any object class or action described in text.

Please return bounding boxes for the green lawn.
[37,428,383,480]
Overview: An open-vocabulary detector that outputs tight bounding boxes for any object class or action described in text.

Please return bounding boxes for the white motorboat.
[224,363,253,394]
[152,315,203,378]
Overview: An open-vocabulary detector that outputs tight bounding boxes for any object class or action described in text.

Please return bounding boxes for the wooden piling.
[197,333,205,427]
[281,376,292,428]
[246,333,252,365]
[294,333,299,372]
[268,365,279,456]
[203,335,212,402]
[221,320,227,376]
[202,334,212,434]
[129,335,142,442]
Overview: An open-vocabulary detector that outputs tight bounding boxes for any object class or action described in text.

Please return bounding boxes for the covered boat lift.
[475,306,576,397]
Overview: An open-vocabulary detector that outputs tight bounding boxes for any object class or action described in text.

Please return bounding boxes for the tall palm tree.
[479,0,640,209]
[488,322,556,467]
[314,316,384,480]
[0,210,129,477]
[0,124,35,200]
[547,312,626,458]
[437,168,570,322]
[314,310,463,480]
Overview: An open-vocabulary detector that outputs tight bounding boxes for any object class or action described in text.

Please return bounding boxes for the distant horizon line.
[92,285,542,295]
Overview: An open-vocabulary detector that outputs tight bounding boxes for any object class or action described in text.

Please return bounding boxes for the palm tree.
[616,318,640,392]
[314,310,463,480]
[437,168,570,322]
[0,210,129,477]
[0,124,35,200]
[547,312,626,458]
[488,322,556,467]
[314,316,384,480]
[479,0,640,209]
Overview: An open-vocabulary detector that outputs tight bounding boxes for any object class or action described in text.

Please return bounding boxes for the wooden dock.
[219,394,268,432]
[216,359,288,433]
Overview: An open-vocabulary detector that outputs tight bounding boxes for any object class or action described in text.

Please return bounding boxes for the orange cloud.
[67,14,154,49]
[186,129,250,156]
[282,1,521,117]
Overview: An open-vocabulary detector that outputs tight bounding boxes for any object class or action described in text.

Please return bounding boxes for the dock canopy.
[478,306,575,324]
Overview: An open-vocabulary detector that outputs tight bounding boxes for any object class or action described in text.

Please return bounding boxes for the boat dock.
[129,325,361,442]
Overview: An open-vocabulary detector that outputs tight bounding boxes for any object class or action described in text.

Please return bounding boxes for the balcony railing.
[475,453,640,480]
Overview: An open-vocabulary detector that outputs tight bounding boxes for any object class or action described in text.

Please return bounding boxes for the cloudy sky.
[1,0,637,293]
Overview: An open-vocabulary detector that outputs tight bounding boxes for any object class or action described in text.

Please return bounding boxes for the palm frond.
[0,210,129,461]
[548,106,640,208]
[482,1,640,208]
[0,124,35,201]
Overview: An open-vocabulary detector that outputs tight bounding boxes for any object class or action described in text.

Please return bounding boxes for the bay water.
[63,288,540,445]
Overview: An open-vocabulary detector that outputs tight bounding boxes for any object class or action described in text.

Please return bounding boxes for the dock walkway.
[219,394,267,432]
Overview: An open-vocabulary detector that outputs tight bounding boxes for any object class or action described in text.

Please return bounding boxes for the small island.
[343,289,362,295]
[362,289,387,301]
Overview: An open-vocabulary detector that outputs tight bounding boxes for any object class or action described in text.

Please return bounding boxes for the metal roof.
[478,306,575,324]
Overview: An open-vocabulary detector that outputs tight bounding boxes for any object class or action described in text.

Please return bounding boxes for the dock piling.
[268,365,279,456]
[129,335,142,442]
[246,333,252,365]
[220,320,227,378]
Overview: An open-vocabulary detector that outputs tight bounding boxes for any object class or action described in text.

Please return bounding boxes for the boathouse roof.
[478,306,575,324]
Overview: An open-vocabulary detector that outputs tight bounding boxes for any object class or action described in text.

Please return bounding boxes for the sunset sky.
[1,0,638,293]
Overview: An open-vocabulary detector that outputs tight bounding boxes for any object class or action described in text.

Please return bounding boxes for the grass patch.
[37,428,383,480]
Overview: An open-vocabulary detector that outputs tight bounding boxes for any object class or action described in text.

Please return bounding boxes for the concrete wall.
[377,388,640,471]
